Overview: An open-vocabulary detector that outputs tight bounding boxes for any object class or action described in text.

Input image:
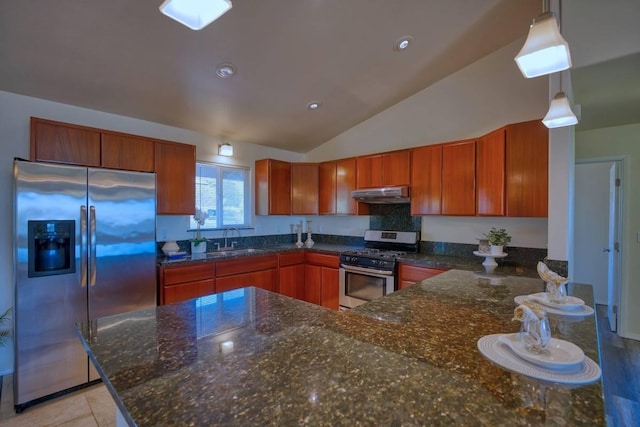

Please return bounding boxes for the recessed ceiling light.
[216,63,236,78]
[394,36,414,51]
[307,102,320,110]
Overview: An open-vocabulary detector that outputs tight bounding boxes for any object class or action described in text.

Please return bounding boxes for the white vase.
[191,241,206,254]
[489,244,504,255]
[162,240,179,255]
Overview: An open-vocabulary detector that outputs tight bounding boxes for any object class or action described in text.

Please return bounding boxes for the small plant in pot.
[484,227,511,255]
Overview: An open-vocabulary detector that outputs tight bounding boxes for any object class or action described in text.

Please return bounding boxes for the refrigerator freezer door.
[87,168,157,322]
[14,161,89,406]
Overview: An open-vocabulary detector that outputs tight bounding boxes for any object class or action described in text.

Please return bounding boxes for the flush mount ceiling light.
[306,102,320,110]
[159,0,232,30]
[218,142,233,156]
[216,63,236,78]
[514,0,571,78]
[542,91,578,128]
[394,36,414,51]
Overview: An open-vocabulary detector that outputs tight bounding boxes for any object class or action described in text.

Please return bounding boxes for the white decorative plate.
[477,334,601,385]
[527,292,585,311]
[514,295,594,317]
[497,333,584,370]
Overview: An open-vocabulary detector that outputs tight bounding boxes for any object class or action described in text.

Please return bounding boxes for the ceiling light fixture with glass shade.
[543,91,578,128]
[514,0,571,78]
[159,0,232,30]
[218,142,233,157]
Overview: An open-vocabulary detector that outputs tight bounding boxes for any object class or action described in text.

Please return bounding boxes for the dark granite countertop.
[78,269,603,426]
[158,243,539,277]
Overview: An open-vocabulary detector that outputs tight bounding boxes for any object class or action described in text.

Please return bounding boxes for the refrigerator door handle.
[89,205,97,287]
[80,205,88,288]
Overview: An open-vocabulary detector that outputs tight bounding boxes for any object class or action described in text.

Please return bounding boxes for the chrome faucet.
[223,227,241,249]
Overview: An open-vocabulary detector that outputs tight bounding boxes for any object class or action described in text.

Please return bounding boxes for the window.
[190,162,250,230]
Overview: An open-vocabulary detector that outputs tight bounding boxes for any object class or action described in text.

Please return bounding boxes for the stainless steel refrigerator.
[13,159,157,411]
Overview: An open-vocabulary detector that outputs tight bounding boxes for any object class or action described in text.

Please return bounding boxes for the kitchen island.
[77,269,604,426]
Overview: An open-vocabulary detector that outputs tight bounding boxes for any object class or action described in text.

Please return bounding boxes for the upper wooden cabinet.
[101,132,154,172]
[441,140,476,216]
[356,150,410,189]
[319,158,369,215]
[255,159,291,215]
[476,120,548,217]
[476,128,506,216]
[505,120,548,217]
[410,144,442,215]
[31,117,101,166]
[155,140,196,215]
[291,163,319,215]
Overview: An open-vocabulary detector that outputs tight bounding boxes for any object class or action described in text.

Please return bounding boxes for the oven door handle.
[340,264,395,276]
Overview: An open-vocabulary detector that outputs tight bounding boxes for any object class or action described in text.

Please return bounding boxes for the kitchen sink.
[207,248,265,257]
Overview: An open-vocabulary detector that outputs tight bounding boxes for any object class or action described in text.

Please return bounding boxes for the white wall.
[575,123,640,340]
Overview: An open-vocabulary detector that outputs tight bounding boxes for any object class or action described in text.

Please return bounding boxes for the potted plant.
[191,208,209,254]
[484,227,511,255]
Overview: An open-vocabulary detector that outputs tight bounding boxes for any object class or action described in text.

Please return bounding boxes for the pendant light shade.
[515,12,572,78]
[542,92,578,128]
[159,0,232,30]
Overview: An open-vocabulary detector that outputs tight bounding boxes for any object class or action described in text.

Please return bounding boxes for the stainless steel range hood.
[351,186,410,204]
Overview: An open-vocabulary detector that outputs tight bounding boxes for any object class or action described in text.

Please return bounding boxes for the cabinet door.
[319,161,337,215]
[216,269,277,293]
[163,279,215,304]
[31,117,101,166]
[291,163,319,215]
[410,144,442,215]
[303,264,322,305]
[506,120,548,217]
[255,159,291,215]
[356,154,383,188]
[441,140,476,215]
[320,267,339,310]
[155,140,196,215]
[337,158,368,215]
[279,264,305,300]
[382,150,411,186]
[476,128,506,216]
[398,264,447,290]
[101,132,154,172]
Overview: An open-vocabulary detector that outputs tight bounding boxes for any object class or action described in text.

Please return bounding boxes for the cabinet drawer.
[216,254,279,277]
[163,262,215,285]
[305,252,339,268]
[216,269,277,293]
[398,263,447,289]
[163,279,215,304]
[279,251,305,266]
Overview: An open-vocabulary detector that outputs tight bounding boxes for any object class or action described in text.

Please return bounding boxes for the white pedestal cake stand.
[473,251,508,273]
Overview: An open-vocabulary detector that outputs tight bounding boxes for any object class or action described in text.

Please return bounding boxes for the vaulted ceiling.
[0,1,543,153]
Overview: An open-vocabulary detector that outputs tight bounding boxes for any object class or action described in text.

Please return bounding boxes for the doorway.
[573,159,623,332]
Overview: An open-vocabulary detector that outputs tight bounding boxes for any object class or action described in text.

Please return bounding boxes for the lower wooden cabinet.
[278,251,305,299]
[158,262,215,305]
[215,254,279,293]
[304,252,339,310]
[398,263,448,290]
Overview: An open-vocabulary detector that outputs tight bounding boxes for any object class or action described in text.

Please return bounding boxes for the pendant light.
[515,0,571,78]
[159,0,232,30]
[543,91,578,128]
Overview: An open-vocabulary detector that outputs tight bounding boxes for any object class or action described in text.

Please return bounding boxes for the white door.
[606,163,621,331]
[574,162,612,305]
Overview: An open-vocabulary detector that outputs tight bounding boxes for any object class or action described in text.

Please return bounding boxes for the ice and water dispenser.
[28,220,75,277]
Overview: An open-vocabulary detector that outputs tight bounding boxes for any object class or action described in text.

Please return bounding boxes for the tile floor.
[0,305,637,426]
[0,376,115,427]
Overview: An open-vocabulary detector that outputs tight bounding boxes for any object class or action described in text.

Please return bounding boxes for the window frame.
[190,161,251,231]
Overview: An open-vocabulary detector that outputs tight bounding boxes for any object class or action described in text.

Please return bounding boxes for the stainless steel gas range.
[339,230,419,309]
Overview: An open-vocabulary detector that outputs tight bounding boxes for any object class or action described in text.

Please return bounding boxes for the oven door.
[339,265,395,309]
